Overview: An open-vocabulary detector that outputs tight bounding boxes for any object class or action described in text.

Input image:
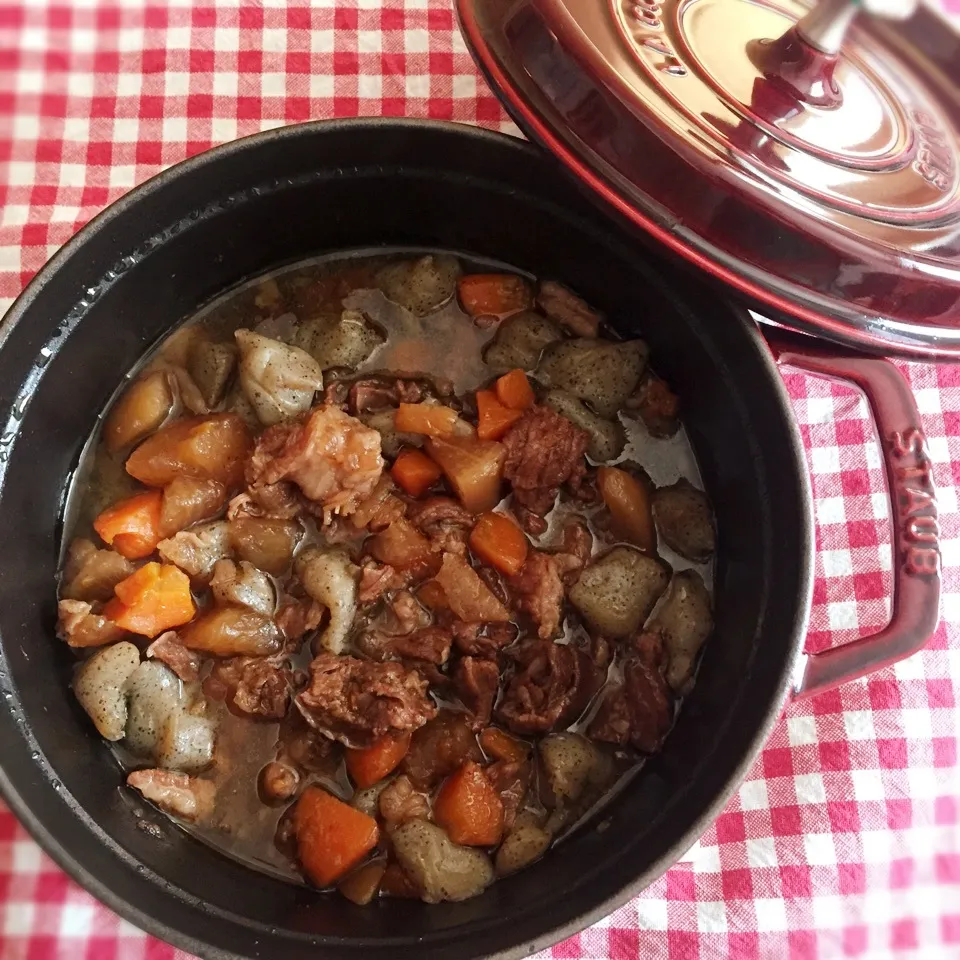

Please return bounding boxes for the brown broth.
[61,249,713,888]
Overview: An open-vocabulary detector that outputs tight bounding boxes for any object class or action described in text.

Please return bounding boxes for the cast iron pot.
[0,119,940,960]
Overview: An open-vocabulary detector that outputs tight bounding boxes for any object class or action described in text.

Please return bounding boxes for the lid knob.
[795,0,919,56]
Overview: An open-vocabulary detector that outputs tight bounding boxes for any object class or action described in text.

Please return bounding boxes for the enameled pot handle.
[763,329,941,699]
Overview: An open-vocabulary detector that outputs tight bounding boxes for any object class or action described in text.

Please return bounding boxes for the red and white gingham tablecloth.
[1,2,959,958]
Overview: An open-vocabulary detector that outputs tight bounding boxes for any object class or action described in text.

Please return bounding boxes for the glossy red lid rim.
[456,0,960,360]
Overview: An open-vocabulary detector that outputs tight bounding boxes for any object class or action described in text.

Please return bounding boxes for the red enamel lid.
[456,0,960,358]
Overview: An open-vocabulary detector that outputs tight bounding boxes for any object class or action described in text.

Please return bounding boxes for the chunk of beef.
[624,372,680,439]
[246,405,383,522]
[552,517,593,583]
[126,769,215,822]
[536,281,601,338]
[227,485,301,521]
[275,595,326,645]
[514,506,549,537]
[485,758,531,831]
[56,600,125,649]
[454,657,501,730]
[476,566,511,609]
[510,551,565,640]
[378,774,431,826]
[205,656,292,720]
[359,627,453,666]
[588,657,672,753]
[403,709,483,789]
[451,620,519,659]
[297,653,437,748]
[408,496,474,556]
[497,639,592,735]
[502,406,589,521]
[349,376,423,414]
[146,631,201,682]
[61,539,134,602]
[357,560,407,605]
[350,477,407,533]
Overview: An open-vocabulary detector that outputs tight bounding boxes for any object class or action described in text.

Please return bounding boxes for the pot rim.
[0,117,815,960]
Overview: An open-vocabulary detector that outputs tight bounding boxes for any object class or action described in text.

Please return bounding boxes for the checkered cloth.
[1,2,959,958]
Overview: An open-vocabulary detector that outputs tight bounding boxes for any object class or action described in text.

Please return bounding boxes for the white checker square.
[635,897,668,931]
[59,903,94,937]
[843,711,877,740]
[827,601,859,630]
[811,445,842,474]
[851,768,886,803]
[2,901,36,936]
[803,832,836,866]
[794,772,827,805]
[261,73,288,98]
[739,778,769,810]
[696,900,728,934]
[822,549,853,577]
[787,714,819,746]
[405,29,430,53]
[754,898,788,932]
[746,836,777,869]
[309,75,335,98]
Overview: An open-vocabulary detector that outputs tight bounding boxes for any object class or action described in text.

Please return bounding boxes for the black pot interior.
[0,120,811,960]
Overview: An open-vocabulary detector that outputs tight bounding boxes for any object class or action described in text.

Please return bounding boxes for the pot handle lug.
[764,329,941,698]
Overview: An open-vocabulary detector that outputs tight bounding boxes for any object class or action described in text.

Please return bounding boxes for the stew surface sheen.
[57,250,716,904]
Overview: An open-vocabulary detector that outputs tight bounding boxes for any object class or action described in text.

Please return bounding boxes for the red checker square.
[838,862,867,894]
[333,51,358,73]
[715,811,745,843]
[809,689,844,716]
[779,865,812,897]
[429,100,454,119]
[381,8,406,29]
[238,50,262,73]
[891,918,918,950]
[30,185,57,206]
[0,7,22,26]
[34,137,64,162]
[430,52,454,74]
[852,570,886,600]
[889,857,914,888]
[721,868,754,900]
[287,7,311,30]
[135,141,162,165]
[762,747,794,778]
[818,740,851,770]
[381,53,406,75]
[846,519,881,547]
[95,7,120,29]
[727,932,759,959]
[144,6,169,28]
[608,928,639,959]
[427,8,454,29]
[285,99,310,122]
[770,805,803,835]
[843,925,868,953]
[381,99,406,116]
[667,930,700,957]
[142,49,166,74]
[239,5,264,28]
[868,678,903,710]
[334,7,358,30]
[90,88,118,113]
[942,916,960,942]
[286,52,310,73]
[138,95,165,119]
[840,468,873,497]
[877,738,908,768]
[236,97,262,120]
[827,800,862,832]
[333,98,359,116]
[85,141,111,165]
[187,94,213,116]
[476,99,504,122]
[190,49,214,72]
[787,930,817,958]
[834,418,867,444]
[22,223,50,247]
[47,5,72,28]
[933,737,957,767]
[666,869,695,900]
[552,934,580,957]
[936,853,960,883]
[886,799,913,829]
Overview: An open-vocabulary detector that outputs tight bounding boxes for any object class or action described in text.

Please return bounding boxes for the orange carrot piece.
[346,732,412,789]
[457,274,533,319]
[391,447,443,497]
[107,562,196,638]
[93,490,164,560]
[394,403,460,438]
[433,761,504,846]
[294,786,380,887]
[475,390,523,442]
[479,727,530,764]
[597,466,656,552]
[469,511,528,577]
[494,369,535,411]
[425,436,505,514]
